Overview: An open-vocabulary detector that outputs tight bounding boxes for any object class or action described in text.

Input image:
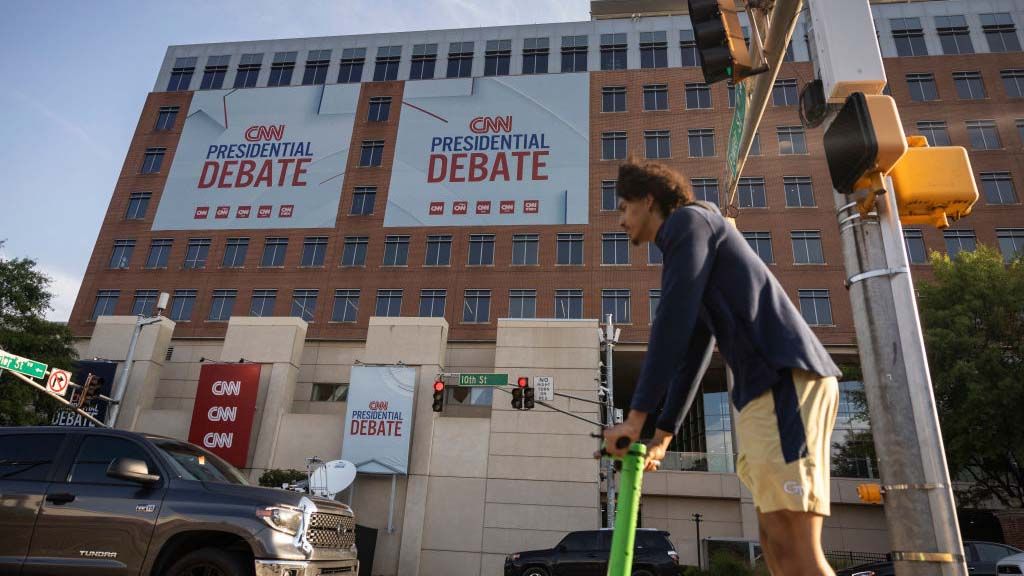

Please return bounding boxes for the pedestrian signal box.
[824,93,908,194]
[889,136,978,229]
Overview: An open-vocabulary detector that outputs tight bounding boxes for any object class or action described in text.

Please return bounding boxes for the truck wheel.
[521,568,549,576]
[165,547,253,576]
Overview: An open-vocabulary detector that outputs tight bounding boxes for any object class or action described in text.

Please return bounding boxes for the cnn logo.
[244,124,285,142]
[469,116,512,134]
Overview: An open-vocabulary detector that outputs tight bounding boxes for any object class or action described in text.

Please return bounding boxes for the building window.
[1002,69,1024,98]
[601,180,617,211]
[891,18,928,57]
[997,229,1024,263]
[648,243,663,265]
[555,289,583,319]
[980,172,1018,204]
[649,289,661,323]
[777,126,807,155]
[792,231,825,264]
[109,240,134,269]
[419,289,447,318]
[268,51,297,87]
[799,289,833,326]
[170,289,196,322]
[261,237,288,267]
[508,289,537,319]
[936,15,974,55]
[916,121,951,146]
[557,233,584,265]
[1017,120,1024,145]
[155,106,178,131]
[749,133,761,156]
[743,231,774,264]
[943,229,976,258]
[311,383,349,402]
[738,177,767,208]
[341,236,368,267]
[522,37,550,74]
[903,229,927,264]
[200,55,230,90]
[601,131,627,160]
[981,13,1022,53]
[484,39,512,76]
[772,78,799,106]
[692,178,719,205]
[462,290,491,323]
[167,57,196,91]
[290,289,318,322]
[125,192,151,220]
[685,83,712,109]
[332,290,360,322]
[643,84,668,111]
[374,45,402,81]
[183,238,211,269]
[640,31,668,69]
[208,290,237,322]
[688,129,716,158]
[967,120,1002,150]
[784,42,795,62]
[728,81,736,108]
[602,232,630,265]
[359,140,384,167]
[338,48,366,83]
[600,33,627,70]
[907,73,939,102]
[351,186,376,215]
[234,53,263,88]
[223,238,248,268]
[602,289,631,323]
[447,42,474,78]
[141,148,165,174]
[302,49,331,85]
[561,35,588,72]
[602,86,626,113]
[375,290,403,317]
[410,43,437,80]
[512,234,539,266]
[301,236,328,267]
[954,71,987,100]
[383,235,410,266]
[92,290,119,320]
[468,234,495,266]
[145,239,172,269]
[424,235,452,266]
[644,130,671,159]
[784,176,815,207]
[680,30,700,67]
[250,289,276,317]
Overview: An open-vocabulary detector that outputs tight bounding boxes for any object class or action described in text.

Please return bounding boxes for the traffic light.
[888,136,978,228]
[523,385,535,410]
[823,93,908,195]
[431,379,445,412]
[86,377,103,404]
[688,0,753,84]
[598,362,608,387]
[76,374,95,408]
[511,376,527,410]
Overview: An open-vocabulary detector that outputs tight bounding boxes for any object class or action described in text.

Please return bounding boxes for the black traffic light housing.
[688,0,753,84]
[511,376,529,410]
[76,374,96,408]
[432,379,445,412]
[523,386,535,410]
[823,92,908,195]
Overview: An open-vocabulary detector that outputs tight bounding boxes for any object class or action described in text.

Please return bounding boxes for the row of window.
[905,228,1024,264]
[889,13,1020,57]
[150,97,394,135]
[600,78,799,113]
[906,69,1024,102]
[91,285,837,328]
[600,125,806,160]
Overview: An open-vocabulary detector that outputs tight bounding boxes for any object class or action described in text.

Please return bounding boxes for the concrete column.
[86,315,175,432]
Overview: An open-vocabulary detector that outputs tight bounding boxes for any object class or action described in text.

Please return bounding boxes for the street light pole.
[692,512,704,569]
[107,293,168,428]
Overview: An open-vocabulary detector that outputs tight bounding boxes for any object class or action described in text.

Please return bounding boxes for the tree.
[917,245,1024,508]
[258,468,307,488]
[0,241,78,425]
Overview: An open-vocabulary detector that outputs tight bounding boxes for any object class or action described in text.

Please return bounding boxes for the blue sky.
[0,0,589,321]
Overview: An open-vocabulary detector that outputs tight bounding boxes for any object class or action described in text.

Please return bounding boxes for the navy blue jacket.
[631,204,841,434]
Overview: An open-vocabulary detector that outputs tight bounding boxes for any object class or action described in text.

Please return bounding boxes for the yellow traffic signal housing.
[857,483,883,504]
[889,136,978,229]
[824,93,908,194]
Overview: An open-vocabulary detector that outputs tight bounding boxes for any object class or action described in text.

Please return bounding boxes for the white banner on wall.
[152,84,359,230]
[386,73,590,227]
[342,365,417,475]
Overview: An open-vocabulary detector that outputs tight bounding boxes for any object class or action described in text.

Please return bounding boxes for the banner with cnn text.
[342,365,416,475]
[188,363,261,468]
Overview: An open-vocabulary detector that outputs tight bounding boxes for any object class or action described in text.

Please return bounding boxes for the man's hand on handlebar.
[594,410,647,458]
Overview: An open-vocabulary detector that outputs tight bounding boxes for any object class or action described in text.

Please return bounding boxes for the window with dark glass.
[155,106,178,131]
[311,383,349,402]
[784,176,815,207]
[1002,69,1024,98]
[351,187,376,215]
[301,237,327,267]
[784,42,795,62]
[167,57,196,91]
[132,289,159,316]
[410,44,437,80]
[92,290,119,319]
[200,55,230,90]
[468,234,495,266]
[981,13,1022,53]
[556,233,584,265]
[290,289,318,322]
[146,239,172,269]
[424,235,452,266]
[302,49,331,85]
[332,289,360,322]
[644,130,671,159]
[649,289,661,323]
[980,172,1018,204]
[916,121,951,146]
[648,243,663,265]
[738,177,767,208]
[484,40,511,76]
[359,140,384,167]
[907,73,939,102]
[261,237,288,267]
[141,148,165,174]
[943,229,976,258]
[338,48,366,83]
[601,131,627,160]
[997,229,1024,263]
[602,232,630,265]
[600,33,627,70]
[728,81,736,108]
[69,436,156,485]
[463,289,491,323]
[234,53,263,88]
[799,289,832,326]
[183,238,211,269]
[602,86,626,112]
[208,290,237,321]
[374,45,402,81]
[268,51,297,87]
[419,289,447,318]
[777,126,807,155]
[125,192,151,220]
[1016,120,1023,144]
[640,31,667,68]
[688,129,715,157]
[223,238,248,268]
[743,231,774,264]
[772,78,798,106]
[680,30,700,67]
[891,17,928,56]
[170,289,196,322]
[685,83,711,109]
[375,289,403,317]
[692,178,719,204]
[523,37,549,74]
[954,71,987,100]
[601,180,617,211]
[447,42,474,78]
[509,289,537,319]
[602,289,631,323]
[643,84,668,111]
[561,35,588,72]
[750,133,761,155]
[554,289,583,319]
[250,289,276,317]
[512,234,539,265]
[903,229,927,264]
[792,231,825,264]
[341,236,368,267]
[936,15,973,55]
[383,235,410,266]
[109,240,134,269]
[967,120,1002,150]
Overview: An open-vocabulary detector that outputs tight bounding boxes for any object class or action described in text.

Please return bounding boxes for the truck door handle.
[46,492,75,505]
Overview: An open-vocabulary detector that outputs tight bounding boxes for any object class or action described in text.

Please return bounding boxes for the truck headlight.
[257,506,304,536]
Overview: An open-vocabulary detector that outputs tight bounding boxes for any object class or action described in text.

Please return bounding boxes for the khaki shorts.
[736,368,839,516]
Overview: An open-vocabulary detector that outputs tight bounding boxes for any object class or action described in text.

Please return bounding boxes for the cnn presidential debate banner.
[188,363,262,468]
[152,84,359,230]
[342,365,416,475]
[386,74,590,227]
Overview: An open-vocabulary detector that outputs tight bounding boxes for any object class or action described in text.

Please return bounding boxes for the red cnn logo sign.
[194,206,209,219]
[476,201,491,215]
[236,206,251,218]
[244,124,285,142]
[429,202,445,215]
[524,200,539,213]
[469,116,512,134]
[188,364,261,468]
[278,205,294,218]
[257,205,273,218]
[500,200,515,214]
[453,201,468,215]
[215,206,230,219]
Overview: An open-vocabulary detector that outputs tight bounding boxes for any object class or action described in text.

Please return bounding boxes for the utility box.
[808,0,887,102]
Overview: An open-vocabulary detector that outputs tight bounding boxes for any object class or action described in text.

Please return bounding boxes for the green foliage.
[258,468,308,488]
[917,245,1024,508]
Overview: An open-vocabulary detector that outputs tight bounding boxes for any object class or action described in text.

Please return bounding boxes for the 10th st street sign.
[458,373,508,386]
[0,350,48,379]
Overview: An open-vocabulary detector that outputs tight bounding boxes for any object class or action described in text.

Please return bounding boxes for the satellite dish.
[307,459,357,499]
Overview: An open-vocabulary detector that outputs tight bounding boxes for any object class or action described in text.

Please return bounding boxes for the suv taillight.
[668,550,679,565]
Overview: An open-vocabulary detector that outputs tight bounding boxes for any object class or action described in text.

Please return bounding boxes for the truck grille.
[999,566,1023,574]
[307,512,356,550]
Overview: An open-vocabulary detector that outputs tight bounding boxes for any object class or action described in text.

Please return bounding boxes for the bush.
[258,469,306,488]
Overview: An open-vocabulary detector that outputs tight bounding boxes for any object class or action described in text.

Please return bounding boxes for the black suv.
[504,528,679,576]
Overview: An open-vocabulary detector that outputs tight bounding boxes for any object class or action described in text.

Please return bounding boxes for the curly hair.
[616,157,694,218]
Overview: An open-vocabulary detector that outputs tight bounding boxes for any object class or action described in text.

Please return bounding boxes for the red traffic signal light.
[517,377,529,388]
[434,380,445,392]
[432,379,445,412]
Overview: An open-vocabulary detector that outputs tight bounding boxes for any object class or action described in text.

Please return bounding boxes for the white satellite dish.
[307,459,357,499]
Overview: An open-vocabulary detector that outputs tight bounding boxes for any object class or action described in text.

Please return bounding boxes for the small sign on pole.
[47,369,72,397]
[458,373,508,387]
[0,350,48,380]
[534,376,554,402]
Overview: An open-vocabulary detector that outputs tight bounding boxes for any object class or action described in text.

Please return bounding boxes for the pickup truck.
[0,426,359,576]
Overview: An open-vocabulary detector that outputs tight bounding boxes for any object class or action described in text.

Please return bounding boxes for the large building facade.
[68,0,1024,573]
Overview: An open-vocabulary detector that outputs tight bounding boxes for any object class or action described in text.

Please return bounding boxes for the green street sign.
[0,350,48,379]
[458,373,508,387]
[727,80,748,179]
